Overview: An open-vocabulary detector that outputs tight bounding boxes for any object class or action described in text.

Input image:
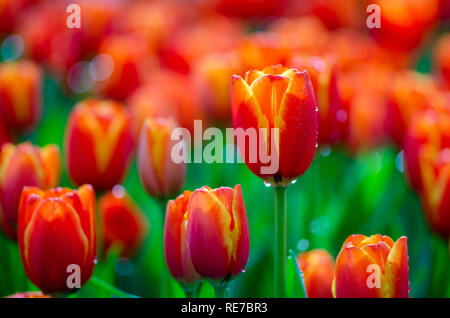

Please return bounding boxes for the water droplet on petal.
[264,181,271,188]
[291,179,297,185]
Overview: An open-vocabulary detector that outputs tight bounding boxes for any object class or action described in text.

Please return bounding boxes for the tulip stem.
[274,186,287,298]
[214,285,228,298]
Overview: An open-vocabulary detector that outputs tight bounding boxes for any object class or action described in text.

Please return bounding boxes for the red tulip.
[186,185,249,281]
[65,99,134,191]
[0,60,42,133]
[96,34,152,100]
[99,187,148,258]
[164,190,202,287]
[0,142,61,239]
[137,117,186,199]
[333,234,409,298]
[18,185,97,293]
[297,249,335,298]
[231,65,318,186]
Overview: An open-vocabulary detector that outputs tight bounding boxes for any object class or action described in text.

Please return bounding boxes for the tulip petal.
[385,236,409,298]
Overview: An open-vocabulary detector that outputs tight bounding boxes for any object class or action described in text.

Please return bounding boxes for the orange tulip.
[99,187,148,258]
[0,142,60,239]
[404,110,450,237]
[333,234,409,298]
[0,60,42,133]
[384,71,448,147]
[369,0,438,52]
[164,190,202,288]
[297,249,335,298]
[18,185,97,293]
[231,65,318,186]
[65,99,134,191]
[137,117,186,199]
[96,34,152,100]
[186,185,249,281]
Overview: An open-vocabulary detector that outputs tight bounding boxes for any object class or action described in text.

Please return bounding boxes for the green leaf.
[286,249,307,298]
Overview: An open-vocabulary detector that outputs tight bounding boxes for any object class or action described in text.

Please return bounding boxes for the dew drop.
[291,179,297,185]
[315,106,319,112]
[264,181,271,188]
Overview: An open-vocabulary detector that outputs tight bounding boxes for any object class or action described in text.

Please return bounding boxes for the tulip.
[137,117,186,199]
[231,65,317,297]
[186,185,249,296]
[384,71,448,147]
[0,60,42,134]
[65,99,134,191]
[231,65,318,186]
[297,249,335,298]
[18,185,97,294]
[369,0,438,52]
[164,190,202,295]
[0,142,60,239]
[96,34,152,100]
[332,234,409,298]
[99,186,148,258]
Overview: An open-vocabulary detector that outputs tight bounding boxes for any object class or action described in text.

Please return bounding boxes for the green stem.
[214,285,228,298]
[89,276,138,298]
[274,186,287,298]
[158,199,170,297]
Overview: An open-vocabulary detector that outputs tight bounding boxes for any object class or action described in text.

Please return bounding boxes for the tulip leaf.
[286,249,307,298]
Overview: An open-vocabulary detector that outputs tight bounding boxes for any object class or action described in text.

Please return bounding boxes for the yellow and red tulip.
[297,249,335,298]
[18,185,97,293]
[186,185,249,281]
[164,190,202,287]
[0,60,42,134]
[137,117,186,199]
[65,99,134,191]
[99,187,148,258]
[0,142,61,239]
[231,65,318,186]
[332,234,409,298]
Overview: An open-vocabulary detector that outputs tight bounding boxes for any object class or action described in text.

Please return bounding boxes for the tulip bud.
[99,186,148,258]
[0,60,42,133]
[231,65,318,186]
[18,185,97,294]
[137,117,186,199]
[164,190,202,288]
[186,185,249,282]
[0,142,61,239]
[65,99,134,191]
[403,110,450,237]
[333,234,409,298]
[297,249,335,298]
